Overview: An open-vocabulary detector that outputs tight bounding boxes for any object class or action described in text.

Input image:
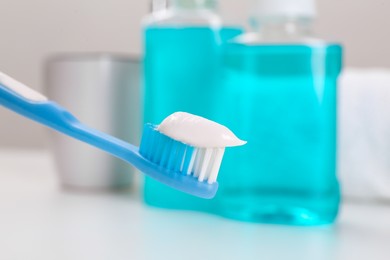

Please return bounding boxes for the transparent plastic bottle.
[214,0,342,225]
[142,0,241,211]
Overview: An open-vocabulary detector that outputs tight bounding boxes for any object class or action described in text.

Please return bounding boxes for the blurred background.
[1,0,390,259]
[0,0,389,148]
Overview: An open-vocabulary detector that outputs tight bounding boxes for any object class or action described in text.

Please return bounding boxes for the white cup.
[45,54,140,190]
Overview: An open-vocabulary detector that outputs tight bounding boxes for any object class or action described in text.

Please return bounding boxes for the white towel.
[339,68,390,201]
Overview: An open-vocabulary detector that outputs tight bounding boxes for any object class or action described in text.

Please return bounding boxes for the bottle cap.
[255,0,316,18]
[171,0,217,9]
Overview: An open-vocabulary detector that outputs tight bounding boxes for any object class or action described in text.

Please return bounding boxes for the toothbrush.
[0,71,225,198]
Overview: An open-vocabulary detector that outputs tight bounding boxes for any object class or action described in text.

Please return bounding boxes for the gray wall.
[0,0,388,148]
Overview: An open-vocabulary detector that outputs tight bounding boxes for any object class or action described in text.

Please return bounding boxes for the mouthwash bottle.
[142,0,241,211]
[214,0,342,225]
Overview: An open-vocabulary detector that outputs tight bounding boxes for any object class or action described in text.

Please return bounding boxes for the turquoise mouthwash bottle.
[214,0,342,225]
[142,0,241,211]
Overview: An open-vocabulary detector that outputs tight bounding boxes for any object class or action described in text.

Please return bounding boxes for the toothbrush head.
[139,123,224,198]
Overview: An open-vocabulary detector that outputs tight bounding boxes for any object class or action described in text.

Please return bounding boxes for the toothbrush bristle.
[139,124,224,184]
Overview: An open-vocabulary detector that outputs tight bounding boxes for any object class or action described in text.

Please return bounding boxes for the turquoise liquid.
[143,26,242,211]
[214,43,342,225]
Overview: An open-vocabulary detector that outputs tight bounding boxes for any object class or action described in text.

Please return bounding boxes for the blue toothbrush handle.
[0,78,139,162]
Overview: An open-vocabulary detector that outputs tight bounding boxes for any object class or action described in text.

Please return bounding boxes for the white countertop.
[0,149,389,260]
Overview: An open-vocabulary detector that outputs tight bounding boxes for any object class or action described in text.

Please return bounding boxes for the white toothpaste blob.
[157,112,246,148]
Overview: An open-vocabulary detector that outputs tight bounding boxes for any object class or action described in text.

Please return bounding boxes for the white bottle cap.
[171,0,216,9]
[255,0,316,18]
